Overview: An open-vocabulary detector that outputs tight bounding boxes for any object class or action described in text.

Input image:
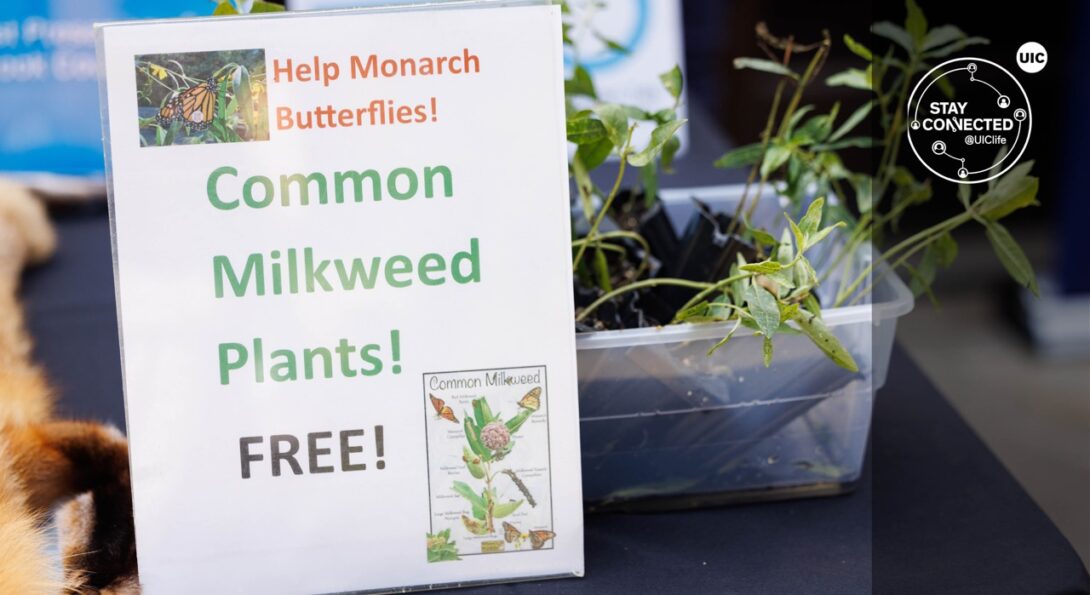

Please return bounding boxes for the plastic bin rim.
[576,184,915,351]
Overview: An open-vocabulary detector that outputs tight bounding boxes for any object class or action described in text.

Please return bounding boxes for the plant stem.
[833,210,973,306]
[575,278,715,322]
[672,272,754,322]
[572,126,635,272]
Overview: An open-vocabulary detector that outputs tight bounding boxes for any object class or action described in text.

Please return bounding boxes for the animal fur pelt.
[0,178,139,593]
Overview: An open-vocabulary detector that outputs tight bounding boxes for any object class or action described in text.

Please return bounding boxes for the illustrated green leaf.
[452,481,486,510]
[733,57,798,79]
[745,285,781,339]
[506,408,532,434]
[627,119,687,167]
[251,0,285,12]
[462,446,486,479]
[714,143,765,169]
[472,398,494,428]
[464,417,490,461]
[843,34,873,61]
[212,1,238,15]
[491,500,524,519]
[792,311,860,372]
[830,100,874,142]
[659,65,683,100]
[985,221,1039,295]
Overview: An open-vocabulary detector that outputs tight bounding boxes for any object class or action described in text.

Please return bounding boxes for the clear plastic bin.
[576,184,914,510]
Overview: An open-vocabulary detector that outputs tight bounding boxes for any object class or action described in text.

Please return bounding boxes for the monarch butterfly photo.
[135,49,269,146]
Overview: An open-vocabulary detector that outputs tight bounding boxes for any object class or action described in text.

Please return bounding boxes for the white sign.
[96,4,583,593]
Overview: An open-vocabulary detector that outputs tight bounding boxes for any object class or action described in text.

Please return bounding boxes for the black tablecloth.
[21,205,1090,594]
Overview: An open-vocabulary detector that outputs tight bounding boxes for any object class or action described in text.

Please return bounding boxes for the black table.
[21,204,1090,594]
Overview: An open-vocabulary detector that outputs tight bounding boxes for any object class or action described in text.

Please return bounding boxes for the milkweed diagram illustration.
[423,367,555,561]
[135,49,270,146]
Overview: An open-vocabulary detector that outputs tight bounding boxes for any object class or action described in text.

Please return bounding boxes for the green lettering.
[423,165,453,198]
[214,254,264,298]
[387,167,418,200]
[218,342,247,385]
[208,166,239,210]
[385,255,413,287]
[451,238,480,284]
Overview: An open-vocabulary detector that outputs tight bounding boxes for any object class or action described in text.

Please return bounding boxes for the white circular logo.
[906,58,1032,185]
[1017,42,1048,73]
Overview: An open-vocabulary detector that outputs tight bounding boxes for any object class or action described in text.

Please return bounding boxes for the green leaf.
[232,65,253,132]
[628,119,687,167]
[958,182,972,209]
[593,104,629,148]
[922,36,989,58]
[566,115,608,146]
[659,65,683,100]
[826,68,872,91]
[740,260,784,274]
[760,143,792,178]
[462,446,486,479]
[464,417,490,461]
[905,0,928,47]
[565,65,597,98]
[985,221,1038,295]
[921,25,966,51]
[213,1,238,15]
[799,196,825,236]
[714,143,764,169]
[793,113,835,144]
[784,105,816,135]
[594,31,630,55]
[472,398,494,428]
[452,481,486,511]
[872,21,913,53]
[830,100,873,142]
[813,137,876,151]
[661,134,681,173]
[640,163,658,204]
[745,285,781,339]
[576,137,613,171]
[707,318,743,356]
[492,500,523,519]
[934,232,958,267]
[792,311,860,372]
[506,409,532,434]
[854,175,874,214]
[977,176,1039,222]
[251,0,285,12]
[843,34,873,61]
[733,57,798,79]
[748,227,779,248]
[762,336,774,367]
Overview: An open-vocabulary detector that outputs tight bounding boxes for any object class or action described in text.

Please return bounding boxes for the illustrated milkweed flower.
[479,421,510,451]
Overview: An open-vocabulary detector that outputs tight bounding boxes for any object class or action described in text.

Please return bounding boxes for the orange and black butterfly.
[517,387,541,412]
[529,529,556,550]
[157,77,217,131]
[428,394,458,424]
[502,521,556,550]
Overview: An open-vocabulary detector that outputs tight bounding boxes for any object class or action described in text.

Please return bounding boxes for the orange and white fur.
[0,179,138,593]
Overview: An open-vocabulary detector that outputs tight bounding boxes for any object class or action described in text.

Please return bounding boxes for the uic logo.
[1016,42,1047,74]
